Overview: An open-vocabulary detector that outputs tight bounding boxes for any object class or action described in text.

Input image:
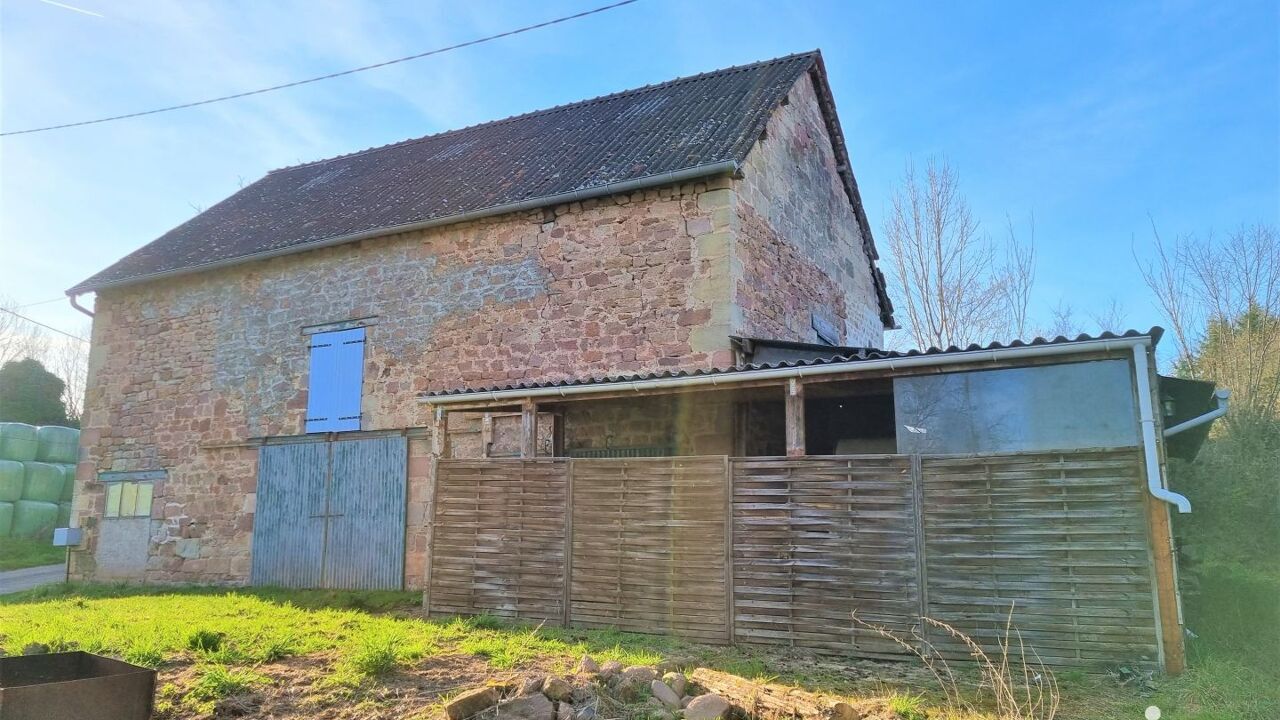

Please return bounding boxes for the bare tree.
[48,324,91,423]
[0,296,49,368]
[1042,297,1129,338]
[1138,222,1280,419]
[1003,214,1037,339]
[883,158,1035,349]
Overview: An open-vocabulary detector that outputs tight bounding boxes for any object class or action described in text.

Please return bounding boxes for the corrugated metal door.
[324,436,407,590]
[251,442,328,587]
[251,436,406,590]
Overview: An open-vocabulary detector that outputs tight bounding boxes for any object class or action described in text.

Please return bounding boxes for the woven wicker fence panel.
[731,456,921,658]
[428,459,568,622]
[920,449,1160,667]
[569,457,730,643]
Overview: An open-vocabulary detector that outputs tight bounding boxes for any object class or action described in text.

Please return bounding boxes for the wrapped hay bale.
[0,501,13,536]
[56,463,76,501]
[0,459,23,502]
[22,462,65,503]
[12,500,58,538]
[35,426,79,464]
[57,501,72,528]
[0,423,38,462]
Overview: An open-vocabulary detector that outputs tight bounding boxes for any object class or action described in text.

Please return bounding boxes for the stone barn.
[65,51,1223,673]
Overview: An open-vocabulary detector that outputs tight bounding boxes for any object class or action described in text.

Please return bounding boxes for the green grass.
[887,693,926,720]
[1,582,1275,719]
[0,583,679,672]
[0,536,65,571]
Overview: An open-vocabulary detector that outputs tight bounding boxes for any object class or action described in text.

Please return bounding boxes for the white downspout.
[1165,389,1230,437]
[1132,344,1192,513]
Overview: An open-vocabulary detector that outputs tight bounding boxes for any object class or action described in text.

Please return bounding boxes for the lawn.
[0,536,65,571]
[1,584,1274,720]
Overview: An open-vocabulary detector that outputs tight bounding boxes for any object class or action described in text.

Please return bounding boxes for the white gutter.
[68,160,741,295]
[1164,389,1230,437]
[419,333,1190,513]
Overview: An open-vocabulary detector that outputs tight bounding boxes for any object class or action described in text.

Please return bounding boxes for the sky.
[1,0,1277,367]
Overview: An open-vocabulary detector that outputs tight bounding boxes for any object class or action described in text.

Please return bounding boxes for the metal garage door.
[251,435,407,589]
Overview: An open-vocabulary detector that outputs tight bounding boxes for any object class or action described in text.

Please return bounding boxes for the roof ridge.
[268,50,819,175]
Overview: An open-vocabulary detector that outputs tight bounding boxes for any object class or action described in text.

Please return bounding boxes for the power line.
[1,0,641,137]
[0,306,89,343]
[13,296,67,310]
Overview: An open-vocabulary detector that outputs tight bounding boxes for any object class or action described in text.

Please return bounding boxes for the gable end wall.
[731,71,884,348]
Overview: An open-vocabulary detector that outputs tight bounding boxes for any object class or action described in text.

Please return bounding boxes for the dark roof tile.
[72,52,825,294]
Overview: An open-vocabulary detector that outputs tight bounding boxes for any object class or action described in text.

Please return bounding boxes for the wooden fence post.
[422,455,440,613]
[910,454,929,645]
[724,455,735,644]
[563,458,575,627]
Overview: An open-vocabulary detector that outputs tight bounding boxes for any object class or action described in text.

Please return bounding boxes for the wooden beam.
[520,400,538,458]
[1145,492,1185,674]
[688,668,860,720]
[785,378,805,457]
[431,407,450,459]
[480,413,493,458]
[1140,346,1186,675]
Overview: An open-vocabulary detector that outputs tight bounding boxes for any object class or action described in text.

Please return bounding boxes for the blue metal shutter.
[305,328,365,433]
[333,328,365,431]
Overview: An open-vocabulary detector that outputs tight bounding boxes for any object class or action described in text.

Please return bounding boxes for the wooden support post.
[551,410,565,458]
[480,413,493,458]
[1139,345,1186,675]
[784,378,805,458]
[431,407,450,459]
[1146,495,1185,674]
[520,400,538,458]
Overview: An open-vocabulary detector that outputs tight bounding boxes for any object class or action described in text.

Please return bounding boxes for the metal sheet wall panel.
[324,436,407,590]
[251,442,328,587]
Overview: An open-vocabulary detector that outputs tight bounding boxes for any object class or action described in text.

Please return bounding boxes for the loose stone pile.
[443,655,734,720]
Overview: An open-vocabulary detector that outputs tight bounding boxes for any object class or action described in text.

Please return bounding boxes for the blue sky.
[1,0,1276,362]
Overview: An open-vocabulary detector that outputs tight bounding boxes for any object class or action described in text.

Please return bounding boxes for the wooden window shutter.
[305,327,365,433]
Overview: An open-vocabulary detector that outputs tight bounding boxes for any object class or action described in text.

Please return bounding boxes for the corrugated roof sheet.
[422,328,1164,399]
[72,51,881,300]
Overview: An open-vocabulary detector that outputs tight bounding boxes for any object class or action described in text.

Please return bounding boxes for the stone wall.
[732,71,885,348]
[71,179,739,584]
[562,391,734,456]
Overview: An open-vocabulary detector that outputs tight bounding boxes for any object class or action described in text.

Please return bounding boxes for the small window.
[105,481,153,518]
[305,327,366,433]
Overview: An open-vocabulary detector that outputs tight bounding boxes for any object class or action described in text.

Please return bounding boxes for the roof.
[423,328,1165,401]
[69,50,892,322]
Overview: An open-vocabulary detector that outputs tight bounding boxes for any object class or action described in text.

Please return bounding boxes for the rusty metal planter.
[0,651,155,720]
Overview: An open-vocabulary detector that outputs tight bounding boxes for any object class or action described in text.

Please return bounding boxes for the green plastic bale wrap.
[21,462,65,503]
[0,459,23,502]
[57,501,72,528]
[0,501,12,536]
[35,425,79,464]
[0,423,38,462]
[56,463,77,501]
[11,500,58,538]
